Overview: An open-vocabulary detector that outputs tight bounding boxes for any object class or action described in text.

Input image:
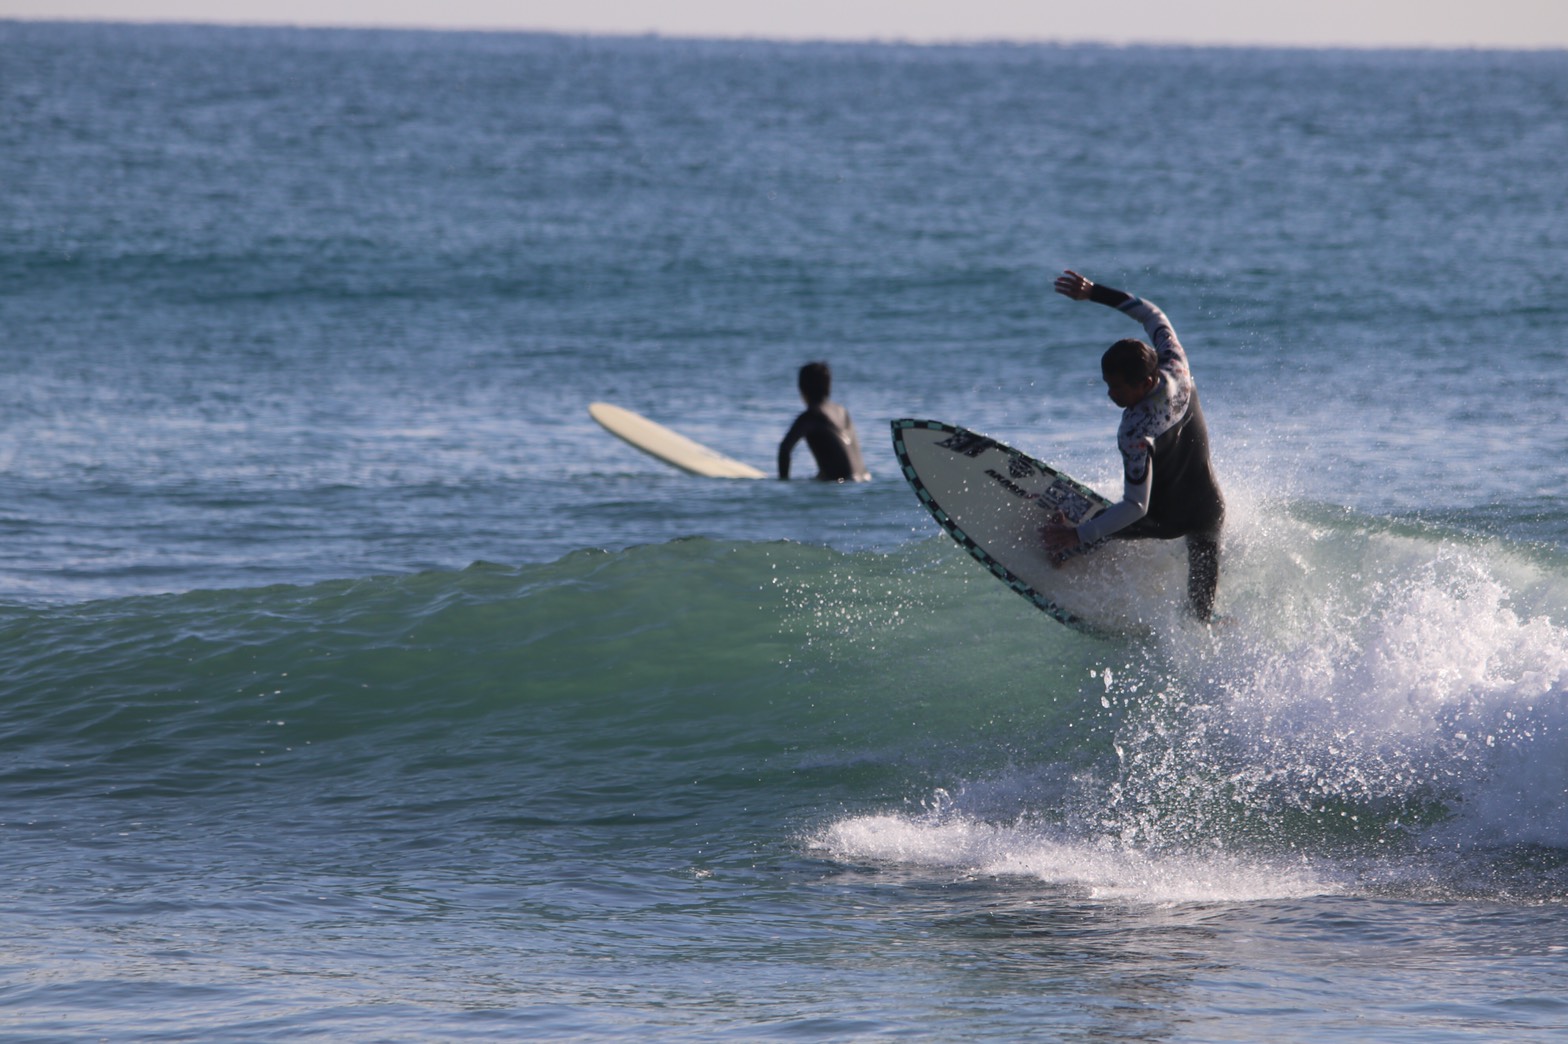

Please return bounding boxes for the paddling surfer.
[778,361,871,482]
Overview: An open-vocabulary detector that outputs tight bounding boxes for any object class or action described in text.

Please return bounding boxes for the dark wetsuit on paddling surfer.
[778,361,871,482]
[1040,270,1225,621]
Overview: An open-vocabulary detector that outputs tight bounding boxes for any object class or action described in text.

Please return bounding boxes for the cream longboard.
[590,402,766,479]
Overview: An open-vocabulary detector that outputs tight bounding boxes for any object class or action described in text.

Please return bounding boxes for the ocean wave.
[2,507,1565,892]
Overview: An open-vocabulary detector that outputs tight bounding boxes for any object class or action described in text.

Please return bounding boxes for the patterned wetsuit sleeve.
[1091,283,1190,381]
[1076,453,1152,545]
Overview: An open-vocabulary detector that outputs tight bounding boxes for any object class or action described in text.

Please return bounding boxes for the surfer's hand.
[1039,513,1081,565]
[1054,270,1092,301]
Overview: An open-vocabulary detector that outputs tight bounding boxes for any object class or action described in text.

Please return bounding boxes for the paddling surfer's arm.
[777,414,809,479]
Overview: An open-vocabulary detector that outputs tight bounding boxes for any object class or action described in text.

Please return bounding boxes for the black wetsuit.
[778,402,870,482]
[1074,284,1225,618]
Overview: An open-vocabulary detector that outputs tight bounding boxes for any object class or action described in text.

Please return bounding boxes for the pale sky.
[5,0,1568,50]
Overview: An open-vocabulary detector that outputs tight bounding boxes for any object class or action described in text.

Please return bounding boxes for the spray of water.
[814,495,1568,901]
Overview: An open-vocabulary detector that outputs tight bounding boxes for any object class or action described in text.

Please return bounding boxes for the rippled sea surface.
[3,22,1567,1040]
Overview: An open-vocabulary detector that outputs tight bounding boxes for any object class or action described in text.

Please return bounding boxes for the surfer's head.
[798,361,832,406]
[1101,339,1158,408]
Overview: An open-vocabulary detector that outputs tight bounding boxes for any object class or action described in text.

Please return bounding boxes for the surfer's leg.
[1186,533,1220,622]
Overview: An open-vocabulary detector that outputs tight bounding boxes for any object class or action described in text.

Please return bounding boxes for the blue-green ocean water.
[4,21,1568,1040]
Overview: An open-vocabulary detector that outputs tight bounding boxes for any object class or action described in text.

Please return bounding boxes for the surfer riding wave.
[1040,270,1225,621]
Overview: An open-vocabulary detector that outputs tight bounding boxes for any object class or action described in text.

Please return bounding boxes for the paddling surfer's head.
[1100,338,1158,408]
[798,361,832,406]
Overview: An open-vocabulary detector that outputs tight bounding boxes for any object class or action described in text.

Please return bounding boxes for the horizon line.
[7,14,1568,54]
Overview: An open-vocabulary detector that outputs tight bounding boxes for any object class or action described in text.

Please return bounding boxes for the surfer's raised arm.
[1054,269,1134,309]
[1053,269,1096,302]
[1056,270,1187,373]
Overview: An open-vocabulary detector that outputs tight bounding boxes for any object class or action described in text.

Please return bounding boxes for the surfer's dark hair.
[798,361,832,405]
[1101,339,1158,385]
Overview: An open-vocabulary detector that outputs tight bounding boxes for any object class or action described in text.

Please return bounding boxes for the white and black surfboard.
[893,419,1180,634]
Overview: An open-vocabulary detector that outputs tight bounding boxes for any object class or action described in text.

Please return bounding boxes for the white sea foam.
[818,505,1568,896]
[815,808,1340,904]
[1151,506,1568,852]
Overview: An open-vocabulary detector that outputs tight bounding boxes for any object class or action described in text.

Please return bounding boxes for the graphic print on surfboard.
[893,419,1180,633]
[590,402,766,479]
